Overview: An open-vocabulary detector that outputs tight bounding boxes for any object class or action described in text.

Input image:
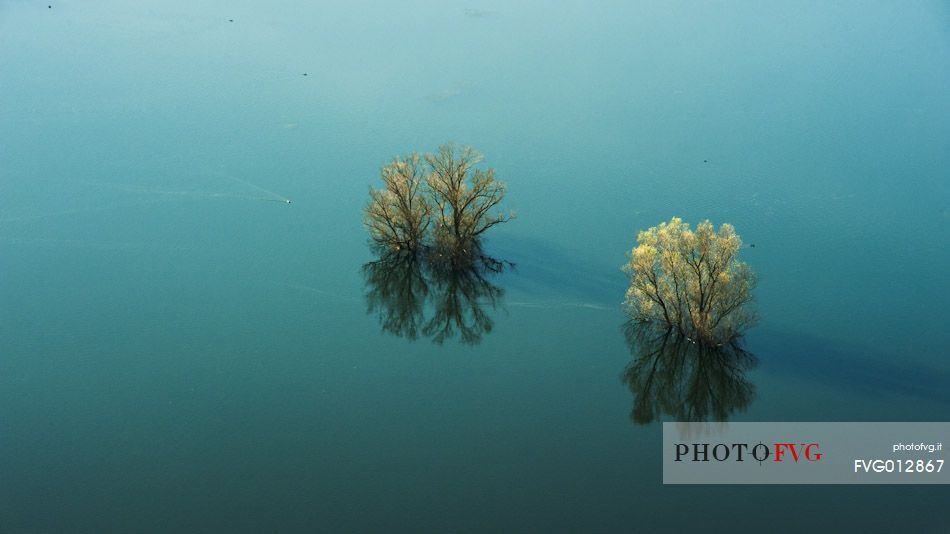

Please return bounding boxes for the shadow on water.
[362,251,508,345]
[378,234,950,408]
[751,328,950,406]
[621,321,758,425]
[486,234,625,305]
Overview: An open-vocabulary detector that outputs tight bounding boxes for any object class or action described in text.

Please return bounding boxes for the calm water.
[1,1,948,532]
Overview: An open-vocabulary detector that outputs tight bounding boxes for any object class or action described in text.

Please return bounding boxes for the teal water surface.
[1,1,948,532]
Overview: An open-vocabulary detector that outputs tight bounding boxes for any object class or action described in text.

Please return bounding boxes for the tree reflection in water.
[362,250,507,345]
[362,253,430,340]
[621,321,757,425]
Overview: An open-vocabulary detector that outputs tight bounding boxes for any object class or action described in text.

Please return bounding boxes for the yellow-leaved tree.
[623,217,756,345]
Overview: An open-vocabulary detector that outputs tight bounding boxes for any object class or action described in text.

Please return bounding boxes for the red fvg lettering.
[774,443,823,462]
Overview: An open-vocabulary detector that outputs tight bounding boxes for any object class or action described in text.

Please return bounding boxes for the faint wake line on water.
[0,198,172,223]
[79,180,292,204]
[505,301,617,312]
[214,172,292,204]
[0,236,192,252]
[1,174,292,225]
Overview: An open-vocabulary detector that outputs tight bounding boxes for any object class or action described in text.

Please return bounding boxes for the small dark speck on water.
[228,19,233,22]
[703,159,708,163]
[302,73,308,76]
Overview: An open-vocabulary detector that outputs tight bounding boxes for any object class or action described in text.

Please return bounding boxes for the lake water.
[1,1,948,532]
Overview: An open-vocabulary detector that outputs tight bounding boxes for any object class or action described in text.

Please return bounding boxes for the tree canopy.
[363,153,430,253]
[425,144,512,254]
[364,144,513,257]
[623,217,756,345]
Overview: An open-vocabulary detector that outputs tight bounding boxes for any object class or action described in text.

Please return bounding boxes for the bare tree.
[363,153,430,253]
[425,144,514,254]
